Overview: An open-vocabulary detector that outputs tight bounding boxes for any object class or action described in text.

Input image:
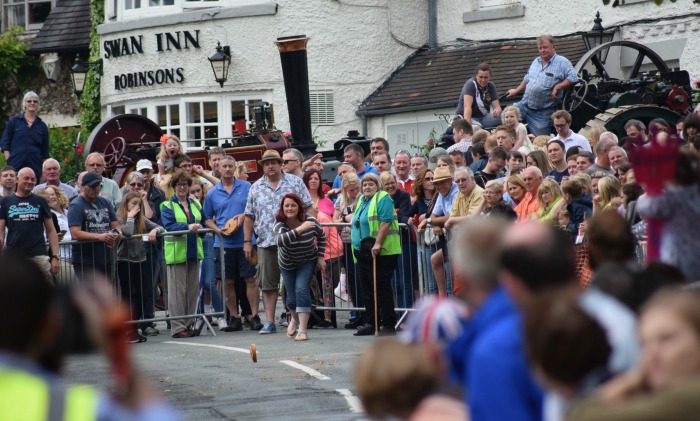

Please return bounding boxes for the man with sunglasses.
[85,152,121,209]
[0,91,49,183]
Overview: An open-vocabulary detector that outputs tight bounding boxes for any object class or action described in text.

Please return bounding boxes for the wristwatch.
[50,254,59,261]
[426,218,432,225]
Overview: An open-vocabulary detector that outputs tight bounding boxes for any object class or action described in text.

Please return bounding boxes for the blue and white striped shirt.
[522,53,578,110]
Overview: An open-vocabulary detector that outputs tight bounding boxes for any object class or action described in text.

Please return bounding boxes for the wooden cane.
[373,254,379,337]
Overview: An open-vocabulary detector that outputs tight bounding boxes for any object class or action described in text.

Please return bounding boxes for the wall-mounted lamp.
[583,12,615,64]
[70,54,103,98]
[208,42,231,88]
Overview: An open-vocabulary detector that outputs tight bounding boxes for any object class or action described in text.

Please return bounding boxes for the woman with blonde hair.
[533,178,566,225]
[527,150,553,175]
[569,289,700,421]
[570,173,593,196]
[587,125,605,151]
[333,172,363,327]
[506,174,527,207]
[117,191,165,342]
[233,161,249,181]
[594,175,623,214]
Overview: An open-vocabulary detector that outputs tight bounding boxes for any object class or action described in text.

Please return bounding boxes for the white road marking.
[336,389,364,413]
[279,360,330,380]
[164,341,250,354]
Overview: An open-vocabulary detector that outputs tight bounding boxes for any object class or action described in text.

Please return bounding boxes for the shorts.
[255,246,281,291]
[215,247,257,280]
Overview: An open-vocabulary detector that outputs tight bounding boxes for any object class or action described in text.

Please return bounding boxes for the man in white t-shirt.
[550,110,591,152]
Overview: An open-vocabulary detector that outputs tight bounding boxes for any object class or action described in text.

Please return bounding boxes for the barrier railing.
[53,229,227,337]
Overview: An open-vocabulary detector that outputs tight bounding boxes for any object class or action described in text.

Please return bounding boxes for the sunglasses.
[283,159,299,165]
[26,100,38,103]
[129,183,143,188]
[396,150,426,158]
[425,177,434,181]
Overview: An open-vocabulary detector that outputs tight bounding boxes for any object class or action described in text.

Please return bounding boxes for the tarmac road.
[63,309,374,421]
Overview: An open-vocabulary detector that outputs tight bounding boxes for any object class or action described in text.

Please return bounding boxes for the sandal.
[287,319,298,338]
[295,331,308,342]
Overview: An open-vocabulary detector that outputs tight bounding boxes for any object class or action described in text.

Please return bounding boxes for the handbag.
[423,227,440,246]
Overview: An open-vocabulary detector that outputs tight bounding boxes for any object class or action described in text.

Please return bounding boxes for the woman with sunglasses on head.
[408,168,439,294]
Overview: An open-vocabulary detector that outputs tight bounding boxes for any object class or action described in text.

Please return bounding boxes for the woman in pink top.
[304,169,334,217]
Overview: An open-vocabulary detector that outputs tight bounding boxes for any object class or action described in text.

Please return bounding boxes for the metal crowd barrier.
[53,229,227,337]
[314,222,454,329]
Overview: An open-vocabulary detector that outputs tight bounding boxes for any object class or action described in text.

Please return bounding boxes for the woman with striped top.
[274,193,327,341]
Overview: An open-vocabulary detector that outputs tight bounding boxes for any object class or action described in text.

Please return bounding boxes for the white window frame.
[119,0,177,21]
[2,0,54,32]
[106,91,273,151]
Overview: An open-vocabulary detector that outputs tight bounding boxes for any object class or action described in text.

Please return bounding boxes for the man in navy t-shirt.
[0,167,60,281]
[67,172,121,280]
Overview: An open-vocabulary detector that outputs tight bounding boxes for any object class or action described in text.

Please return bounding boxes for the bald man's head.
[522,167,543,193]
[15,168,37,195]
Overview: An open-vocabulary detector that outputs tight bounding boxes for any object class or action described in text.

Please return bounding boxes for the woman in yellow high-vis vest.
[350,173,401,336]
[161,172,205,339]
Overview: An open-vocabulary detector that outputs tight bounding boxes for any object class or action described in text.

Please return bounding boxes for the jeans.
[391,237,415,310]
[201,235,222,313]
[280,259,316,313]
[514,101,555,136]
[471,113,502,129]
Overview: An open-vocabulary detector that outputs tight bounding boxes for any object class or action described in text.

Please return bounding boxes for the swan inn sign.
[103,30,201,91]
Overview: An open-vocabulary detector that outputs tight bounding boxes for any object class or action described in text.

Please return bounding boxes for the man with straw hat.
[244,150,313,334]
[417,166,458,297]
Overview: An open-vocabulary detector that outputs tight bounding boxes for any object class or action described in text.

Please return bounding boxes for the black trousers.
[357,254,398,328]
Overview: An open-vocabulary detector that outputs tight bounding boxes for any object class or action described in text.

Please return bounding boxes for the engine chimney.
[274,35,315,158]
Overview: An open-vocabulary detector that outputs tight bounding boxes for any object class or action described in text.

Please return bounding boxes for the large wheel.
[574,40,670,82]
[84,114,163,169]
[578,105,682,140]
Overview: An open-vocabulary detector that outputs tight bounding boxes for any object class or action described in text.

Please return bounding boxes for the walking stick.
[373,254,379,337]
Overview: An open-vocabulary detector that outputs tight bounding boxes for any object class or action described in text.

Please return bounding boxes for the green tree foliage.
[0,27,43,134]
[77,0,105,133]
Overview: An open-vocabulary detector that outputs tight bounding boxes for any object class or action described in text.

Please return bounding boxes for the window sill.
[462,3,525,23]
[98,0,277,35]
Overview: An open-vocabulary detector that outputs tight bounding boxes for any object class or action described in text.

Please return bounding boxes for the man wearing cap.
[205,155,262,332]
[428,147,448,171]
[0,167,61,281]
[331,144,378,191]
[135,159,166,224]
[244,150,313,334]
[68,171,122,280]
[33,158,78,199]
[85,152,122,209]
[417,166,458,296]
[550,110,592,152]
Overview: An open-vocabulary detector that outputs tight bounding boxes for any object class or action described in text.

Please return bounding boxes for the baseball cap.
[428,147,448,170]
[399,297,470,345]
[82,172,102,187]
[136,159,154,172]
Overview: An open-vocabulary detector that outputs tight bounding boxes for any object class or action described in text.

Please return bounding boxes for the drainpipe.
[428,0,437,49]
[361,113,368,137]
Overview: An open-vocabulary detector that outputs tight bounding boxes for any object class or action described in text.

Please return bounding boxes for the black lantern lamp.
[70,54,102,98]
[208,42,231,88]
[583,12,615,63]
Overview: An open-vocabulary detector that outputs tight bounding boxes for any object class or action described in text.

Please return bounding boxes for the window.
[124,0,173,11]
[185,101,219,149]
[310,90,335,126]
[2,0,52,31]
[128,106,147,116]
[156,103,180,139]
[230,98,262,134]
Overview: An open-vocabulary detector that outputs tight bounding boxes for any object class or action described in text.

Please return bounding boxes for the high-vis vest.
[0,368,98,421]
[161,199,204,264]
[367,191,401,257]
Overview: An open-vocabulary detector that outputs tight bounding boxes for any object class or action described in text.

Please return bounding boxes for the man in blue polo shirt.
[417,166,459,297]
[506,35,578,136]
[203,155,262,332]
[331,143,378,190]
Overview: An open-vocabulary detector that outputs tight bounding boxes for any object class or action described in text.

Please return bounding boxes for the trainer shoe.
[217,317,228,331]
[223,316,243,332]
[259,321,277,334]
[250,315,263,331]
[278,312,288,327]
[142,326,159,336]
